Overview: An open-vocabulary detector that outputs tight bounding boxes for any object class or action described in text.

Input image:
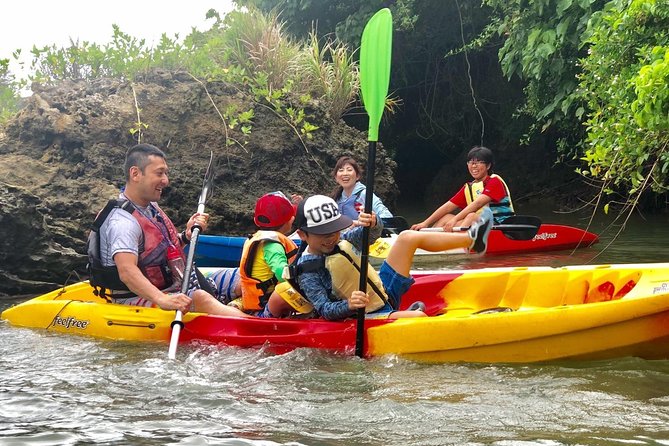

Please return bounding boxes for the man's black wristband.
[180,230,190,245]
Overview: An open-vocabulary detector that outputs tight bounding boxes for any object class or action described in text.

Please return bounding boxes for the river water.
[2,207,669,445]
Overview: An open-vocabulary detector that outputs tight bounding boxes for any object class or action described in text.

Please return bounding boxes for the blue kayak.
[193,235,248,267]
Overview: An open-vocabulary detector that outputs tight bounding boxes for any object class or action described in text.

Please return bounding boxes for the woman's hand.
[354,211,376,228]
[290,194,303,204]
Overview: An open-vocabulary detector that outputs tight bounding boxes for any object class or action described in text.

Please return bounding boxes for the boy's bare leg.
[386,207,493,276]
[191,289,251,317]
[386,231,472,276]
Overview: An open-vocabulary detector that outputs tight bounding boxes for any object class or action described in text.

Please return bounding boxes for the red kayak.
[193,222,599,266]
[485,223,599,255]
[365,221,599,258]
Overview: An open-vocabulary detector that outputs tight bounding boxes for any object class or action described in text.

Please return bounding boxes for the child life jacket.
[87,199,183,299]
[278,240,389,315]
[239,230,299,310]
[465,174,515,220]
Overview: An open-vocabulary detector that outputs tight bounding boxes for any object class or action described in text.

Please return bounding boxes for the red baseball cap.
[254,192,295,228]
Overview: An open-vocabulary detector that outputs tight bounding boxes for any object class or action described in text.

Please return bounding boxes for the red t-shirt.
[449,176,507,208]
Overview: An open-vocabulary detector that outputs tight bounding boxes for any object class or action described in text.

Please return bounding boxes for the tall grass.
[295,31,359,119]
[0,7,360,122]
[219,9,300,93]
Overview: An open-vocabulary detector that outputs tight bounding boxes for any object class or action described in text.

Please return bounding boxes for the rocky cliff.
[0,70,398,295]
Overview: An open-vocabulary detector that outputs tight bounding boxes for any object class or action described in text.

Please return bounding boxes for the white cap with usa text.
[295,195,353,235]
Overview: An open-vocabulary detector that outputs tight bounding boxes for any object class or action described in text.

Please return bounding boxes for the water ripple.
[3,281,669,445]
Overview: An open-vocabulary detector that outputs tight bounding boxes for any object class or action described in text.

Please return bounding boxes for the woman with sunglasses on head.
[410,146,515,232]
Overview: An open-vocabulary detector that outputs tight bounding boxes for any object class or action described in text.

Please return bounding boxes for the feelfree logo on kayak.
[532,232,557,241]
[52,315,90,330]
[653,283,669,294]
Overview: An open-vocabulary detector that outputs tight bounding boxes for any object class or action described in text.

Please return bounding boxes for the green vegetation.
[2,1,669,212]
[0,58,22,125]
[579,0,669,208]
[0,8,359,146]
[483,0,606,151]
[484,0,669,208]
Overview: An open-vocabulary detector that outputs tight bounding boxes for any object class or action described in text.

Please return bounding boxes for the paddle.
[355,8,393,358]
[167,151,215,360]
[452,215,541,241]
[380,216,410,234]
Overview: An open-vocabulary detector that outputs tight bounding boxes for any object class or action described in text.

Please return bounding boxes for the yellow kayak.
[3,263,669,363]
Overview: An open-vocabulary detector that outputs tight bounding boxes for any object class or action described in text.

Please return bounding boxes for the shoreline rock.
[0,71,398,295]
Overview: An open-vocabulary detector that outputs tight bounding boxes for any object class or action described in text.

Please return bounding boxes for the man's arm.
[114,252,191,313]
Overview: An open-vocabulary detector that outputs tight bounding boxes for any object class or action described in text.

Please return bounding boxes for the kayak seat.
[584,270,641,303]
[585,281,616,303]
[401,274,461,315]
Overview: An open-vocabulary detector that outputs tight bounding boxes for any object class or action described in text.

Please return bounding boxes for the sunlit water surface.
[2,208,669,445]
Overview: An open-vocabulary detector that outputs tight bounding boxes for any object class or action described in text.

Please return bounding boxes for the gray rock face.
[0,71,397,295]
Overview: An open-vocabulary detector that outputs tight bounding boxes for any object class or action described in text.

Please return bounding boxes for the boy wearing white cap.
[264,194,492,320]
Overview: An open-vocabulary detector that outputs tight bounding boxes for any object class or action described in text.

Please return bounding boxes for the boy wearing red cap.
[237,191,300,315]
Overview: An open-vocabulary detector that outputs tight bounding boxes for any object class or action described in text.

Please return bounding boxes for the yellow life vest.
[464,174,515,218]
[239,230,298,311]
[328,240,387,311]
[277,240,388,314]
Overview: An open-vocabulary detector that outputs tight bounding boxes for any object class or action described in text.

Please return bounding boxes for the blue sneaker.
[468,207,493,254]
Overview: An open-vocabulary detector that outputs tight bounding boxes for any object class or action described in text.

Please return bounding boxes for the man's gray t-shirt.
[99,207,143,266]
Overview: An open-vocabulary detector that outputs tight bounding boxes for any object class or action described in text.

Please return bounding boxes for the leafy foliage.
[480,0,669,204]
[483,0,607,152]
[0,7,361,148]
[579,0,669,197]
[0,59,18,124]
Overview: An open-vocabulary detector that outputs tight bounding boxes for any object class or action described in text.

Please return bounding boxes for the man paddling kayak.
[86,143,248,317]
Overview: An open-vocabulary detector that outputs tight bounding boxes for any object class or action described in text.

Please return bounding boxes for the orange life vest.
[239,231,298,310]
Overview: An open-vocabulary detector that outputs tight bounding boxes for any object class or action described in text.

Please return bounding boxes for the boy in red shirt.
[411,146,514,232]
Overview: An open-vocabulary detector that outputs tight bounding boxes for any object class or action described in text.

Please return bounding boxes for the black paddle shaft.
[355,140,377,357]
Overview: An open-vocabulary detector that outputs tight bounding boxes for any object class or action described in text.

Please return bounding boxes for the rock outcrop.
[0,70,398,295]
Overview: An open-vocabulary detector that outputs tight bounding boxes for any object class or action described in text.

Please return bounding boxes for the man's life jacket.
[239,230,299,310]
[87,199,183,298]
[465,174,515,220]
[278,240,389,315]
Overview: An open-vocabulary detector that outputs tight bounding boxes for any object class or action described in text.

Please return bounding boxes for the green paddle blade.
[359,8,393,142]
